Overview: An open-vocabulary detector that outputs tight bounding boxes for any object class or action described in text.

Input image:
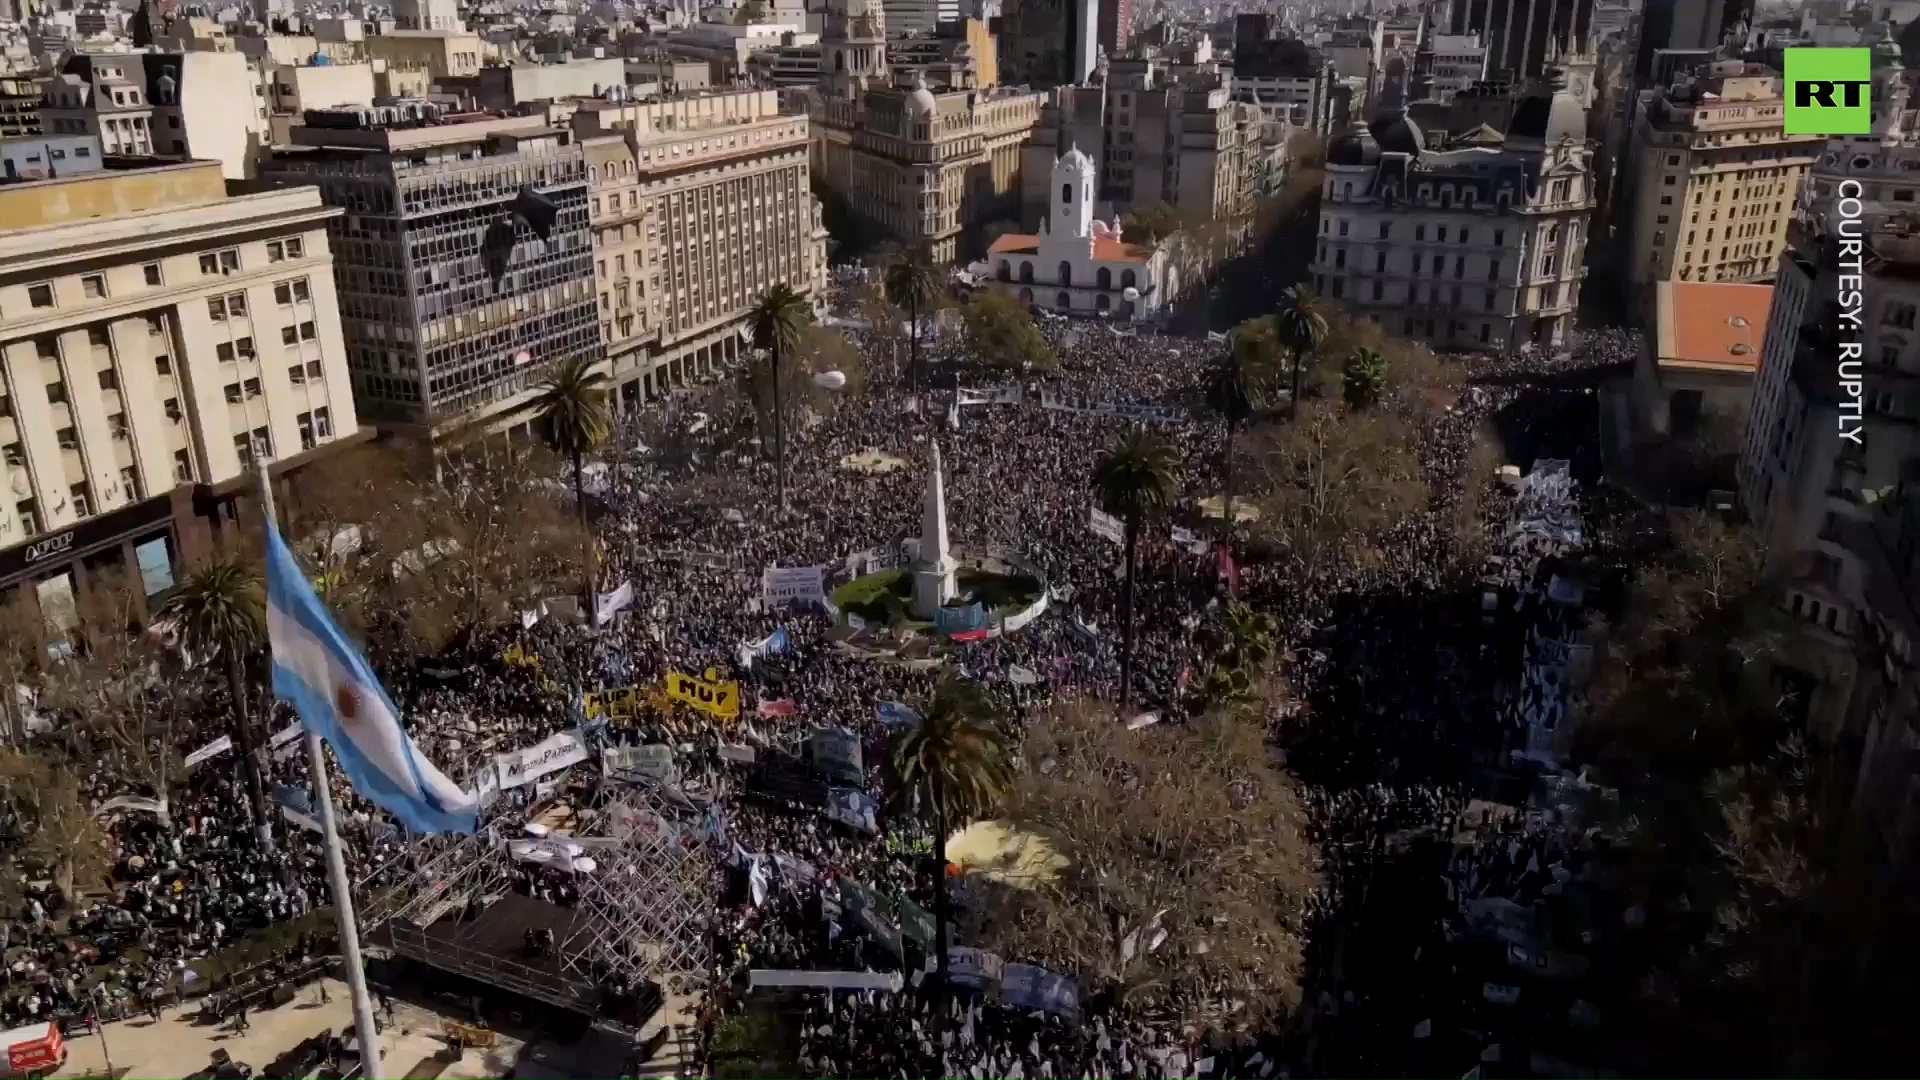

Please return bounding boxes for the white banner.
[184,735,233,770]
[95,795,168,818]
[608,800,682,846]
[496,729,589,789]
[268,723,304,749]
[603,743,676,782]
[749,969,902,992]
[762,565,826,607]
[719,743,757,765]
[595,581,635,627]
[956,385,1023,407]
[1041,388,1185,425]
[280,804,323,835]
[472,758,502,808]
[1090,507,1124,545]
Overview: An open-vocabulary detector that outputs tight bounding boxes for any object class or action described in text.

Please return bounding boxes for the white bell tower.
[1052,146,1095,242]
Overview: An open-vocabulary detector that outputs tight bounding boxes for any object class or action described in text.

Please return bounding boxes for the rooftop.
[1654,281,1771,374]
[989,233,1154,263]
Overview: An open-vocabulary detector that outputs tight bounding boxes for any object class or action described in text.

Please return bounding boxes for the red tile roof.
[1656,281,1772,373]
[986,233,1154,264]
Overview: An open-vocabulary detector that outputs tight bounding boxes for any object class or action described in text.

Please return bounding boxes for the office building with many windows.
[258,108,599,436]
[0,157,361,628]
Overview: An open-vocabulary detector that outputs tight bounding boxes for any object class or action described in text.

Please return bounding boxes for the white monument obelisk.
[910,440,958,619]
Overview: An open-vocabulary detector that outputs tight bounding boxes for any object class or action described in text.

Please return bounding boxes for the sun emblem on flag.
[333,680,366,732]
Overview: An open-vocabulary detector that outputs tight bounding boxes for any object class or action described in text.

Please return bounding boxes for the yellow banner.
[665,668,741,719]
[584,685,673,719]
[502,643,542,670]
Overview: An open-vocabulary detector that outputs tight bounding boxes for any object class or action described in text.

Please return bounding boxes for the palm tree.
[160,557,270,851]
[532,356,611,607]
[884,245,941,404]
[1275,284,1329,415]
[1342,346,1388,409]
[1091,428,1181,710]
[1209,316,1281,539]
[751,283,813,511]
[886,675,1014,1010]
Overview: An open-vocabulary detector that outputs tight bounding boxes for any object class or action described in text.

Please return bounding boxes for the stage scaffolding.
[357,764,714,1012]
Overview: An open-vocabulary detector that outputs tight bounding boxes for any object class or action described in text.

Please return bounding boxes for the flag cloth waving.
[266,524,477,834]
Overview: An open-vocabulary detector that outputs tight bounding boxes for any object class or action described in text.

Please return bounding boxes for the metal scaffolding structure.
[358,767,713,1012]
[561,782,713,995]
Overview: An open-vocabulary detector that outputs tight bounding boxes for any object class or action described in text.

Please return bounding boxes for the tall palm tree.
[751,283,813,511]
[1192,602,1278,714]
[160,558,270,851]
[1209,315,1281,540]
[1275,284,1329,416]
[886,675,1014,1010]
[884,245,941,404]
[1091,428,1181,710]
[1342,346,1388,409]
[533,356,611,608]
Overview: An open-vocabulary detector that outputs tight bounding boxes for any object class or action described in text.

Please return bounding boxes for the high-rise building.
[1022,67,1262,231]
[1311,73,1595,353]
[1444,0,1593,82]
[391,0,462,31]
[1229,26,1337,133]
[1631,0,1752,78]
[811,0,1041,261]
[1622,60,1820,290]
[1096,0,1132,59]
[995,0,1100,87]
[0,157,361,626]
[881,0,962,38]
[573,89,828,412]
[258,109,599,436]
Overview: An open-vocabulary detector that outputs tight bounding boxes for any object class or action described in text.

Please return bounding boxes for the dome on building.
[904,70,938,117]
[1368,103,1425,156]
[1507,67,1585,146]
[1058,143,1095,176]
[1327,120,1381,167]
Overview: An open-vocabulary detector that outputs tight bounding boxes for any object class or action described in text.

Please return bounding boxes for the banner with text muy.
[665,669,741,719]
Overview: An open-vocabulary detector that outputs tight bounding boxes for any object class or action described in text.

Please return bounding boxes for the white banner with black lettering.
[496,729,589,789]
[762,565,826,608]
[603,743,676,782]
[184,735,233,771]
[1090,507,1124,545]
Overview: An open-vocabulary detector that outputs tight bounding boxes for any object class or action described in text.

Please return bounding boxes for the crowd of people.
[0,269,1650,1077]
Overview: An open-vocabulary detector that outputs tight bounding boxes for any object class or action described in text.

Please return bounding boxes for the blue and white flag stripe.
[266,524,477,835]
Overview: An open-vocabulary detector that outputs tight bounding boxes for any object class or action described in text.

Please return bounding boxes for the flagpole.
[256,465,386,1080]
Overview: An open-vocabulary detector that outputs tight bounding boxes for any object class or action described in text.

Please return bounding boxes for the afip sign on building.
[1785,48,1872,135]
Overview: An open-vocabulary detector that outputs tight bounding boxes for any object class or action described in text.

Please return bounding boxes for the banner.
[472,758,501,807]
[496,729,589,789]
[501,642,542,670]
[773,852,817,885]
[898,895,936,947]
[826,787,879,834]
[938,947,1004,990]
[185,735,233,770]
[95,794,168,819]
[281,804,323,834]
[1170,525,1210,556]
[876,701,922,727]
[738,627,790,669]
[1000,963,1081,1019]
[604,743,676,782]
[956,385,1023,407]
[269,723,304,750]
[810,726,864,785]
[762,565,826,608]
[594,581,635,628]
[748,752,829,807]
[756,698,797,718]
[1040,388,1185,425]
[665,669,741,719]
[583,684,657,720]
[1089,507,1125,545]
[749,970,902,992]
[608,800,682,846]
[933,603,989,635]
[720,742,757,765]
[839,878,902,956]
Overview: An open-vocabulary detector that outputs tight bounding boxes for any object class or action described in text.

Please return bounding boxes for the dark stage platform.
[388,894,654,1027]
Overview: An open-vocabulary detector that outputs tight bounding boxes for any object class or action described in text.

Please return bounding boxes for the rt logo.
[1785,47,1872,135]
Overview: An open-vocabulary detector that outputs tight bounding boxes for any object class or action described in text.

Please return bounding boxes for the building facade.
[1311,75,1594,353]
[987,147,1182,317]
[258,110,599,436]
[1020,69,1261,228]
[575,89,828,411]
[40,51,269,180]
[0,159,361,627]
[810,0,1040,262]
[1623,61,1821,289]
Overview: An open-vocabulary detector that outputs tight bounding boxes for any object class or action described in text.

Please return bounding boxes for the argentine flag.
[266,524,478,834]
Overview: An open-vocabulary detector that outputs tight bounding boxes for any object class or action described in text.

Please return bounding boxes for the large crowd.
[0,265,1648,1077]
